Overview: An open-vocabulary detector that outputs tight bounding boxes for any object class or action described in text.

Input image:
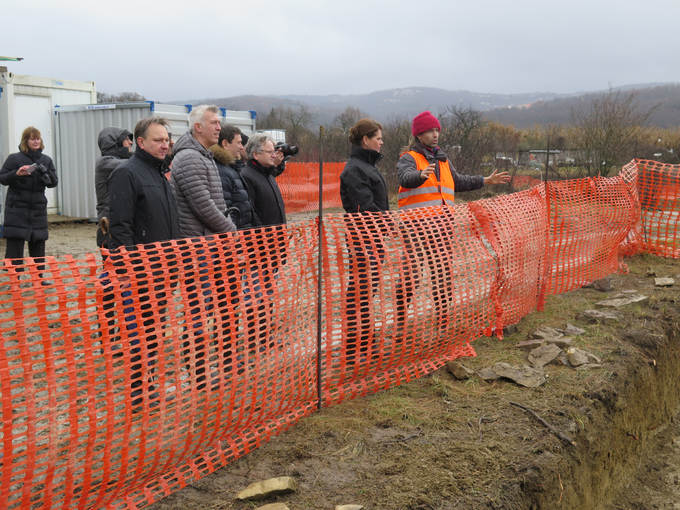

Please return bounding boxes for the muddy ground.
[18,222,680,509]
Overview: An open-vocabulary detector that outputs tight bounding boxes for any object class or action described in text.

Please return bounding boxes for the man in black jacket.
[95,127,133,248]
[108,116,181,250]
[241,133,287,227]
[106,116,181,413]
[209,124,253,229]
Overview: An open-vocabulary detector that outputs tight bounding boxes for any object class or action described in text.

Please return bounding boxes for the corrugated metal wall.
[55,104,150,219]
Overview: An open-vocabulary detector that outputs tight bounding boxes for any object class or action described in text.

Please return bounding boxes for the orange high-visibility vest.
[398,151,455,210]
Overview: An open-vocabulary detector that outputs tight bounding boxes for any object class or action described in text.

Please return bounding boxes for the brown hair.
[218,124,242,145]
[348,118,383,147]
[134,116,170,144]
[19,127,44,153]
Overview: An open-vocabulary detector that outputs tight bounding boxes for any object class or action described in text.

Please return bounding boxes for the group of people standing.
[0,108,509,261]
[339,110,510,214]
[96,105,289,252]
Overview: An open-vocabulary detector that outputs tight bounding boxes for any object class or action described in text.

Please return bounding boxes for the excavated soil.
[15,223,680,510]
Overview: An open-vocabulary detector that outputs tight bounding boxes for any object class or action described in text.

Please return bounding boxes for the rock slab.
[492,363,546,388]
[237,477,298,501]
[528,344,562,368]
[567,348,601,367]
[579,309,623,324]
[595,293,647,309]
[446,361,475,380]
[515,339,546,351]
[477,368,500,381]
[655,277,675,287]
[561,324,586,336]
[257,505,291,510]
[336,505,365,510]
[546,337,573,349]
[532,326,564,340]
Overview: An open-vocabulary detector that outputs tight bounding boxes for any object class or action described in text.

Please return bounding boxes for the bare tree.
[97,91,146,103]
[439,105,494,174]
[257,105,317,146]
[381,114,412,191]
[332,107,368,159]
[570,87,659,176]
[284,105,316,145]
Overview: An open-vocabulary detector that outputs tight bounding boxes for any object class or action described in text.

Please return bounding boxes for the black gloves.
[34,164,52,185]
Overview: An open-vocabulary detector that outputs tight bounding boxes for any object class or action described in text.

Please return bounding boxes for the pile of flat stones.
[447,288,652,388]
[447,324,600,388]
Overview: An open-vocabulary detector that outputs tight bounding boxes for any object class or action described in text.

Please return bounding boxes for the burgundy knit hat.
[411,111,441,137]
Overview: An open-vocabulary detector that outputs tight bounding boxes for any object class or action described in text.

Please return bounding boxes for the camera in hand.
[274,142,299,162]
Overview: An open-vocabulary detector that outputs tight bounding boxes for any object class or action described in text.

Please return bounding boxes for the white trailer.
[0,71,96,220]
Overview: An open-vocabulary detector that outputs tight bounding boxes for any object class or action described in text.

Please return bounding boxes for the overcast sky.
[3,0,679,102]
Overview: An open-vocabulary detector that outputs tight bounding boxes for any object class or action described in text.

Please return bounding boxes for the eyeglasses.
[258,150,276,155]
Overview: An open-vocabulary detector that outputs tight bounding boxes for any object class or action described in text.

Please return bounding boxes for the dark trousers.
[5,238,46,259]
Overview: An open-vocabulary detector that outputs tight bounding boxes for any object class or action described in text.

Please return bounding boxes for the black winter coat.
[108,148,181,250]
[95,127,133,222]
[241,160,286,227]
[209,144,254,229]
[340,145,389,213]
[95,127,133,248]
[0,149,58,242]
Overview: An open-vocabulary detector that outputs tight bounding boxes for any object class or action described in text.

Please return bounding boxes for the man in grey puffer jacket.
[170,105,236,238]
[95,126,133,248]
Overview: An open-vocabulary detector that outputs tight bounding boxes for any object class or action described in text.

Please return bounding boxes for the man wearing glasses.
[241,133,287,227]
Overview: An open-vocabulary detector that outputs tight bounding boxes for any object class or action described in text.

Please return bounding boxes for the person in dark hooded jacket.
[210,125,253,229]
[0,126,58,260]
[95,127,133,248]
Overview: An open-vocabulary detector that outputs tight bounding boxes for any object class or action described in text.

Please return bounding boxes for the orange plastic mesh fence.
[628,159,680,258]
[468,187,548,331]
[537,175,639,300]
[277,162,344,212]
[1,161,678,510]
[0,225,320,510]
[319,205,497,407]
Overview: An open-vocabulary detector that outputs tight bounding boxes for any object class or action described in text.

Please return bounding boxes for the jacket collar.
[246,159,274,176]
[413,140,447,161]
[350,144,384,166]
[209,144,236,167]
[133,148,166,173]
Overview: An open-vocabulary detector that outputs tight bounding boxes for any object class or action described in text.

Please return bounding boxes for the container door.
[14,95,58,214]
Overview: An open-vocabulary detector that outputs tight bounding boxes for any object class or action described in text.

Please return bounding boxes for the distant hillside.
[484,84,680,128]
[173,83,680,128]
[169,95,343,126]
[277,87,570,118]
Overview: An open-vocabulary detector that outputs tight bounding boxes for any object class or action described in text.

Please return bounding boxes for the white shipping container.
[0,71,96,222]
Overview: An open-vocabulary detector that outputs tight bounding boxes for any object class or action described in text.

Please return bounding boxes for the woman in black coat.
[339,119,388,213]
[338,119,392,362]
[0,126,59,260]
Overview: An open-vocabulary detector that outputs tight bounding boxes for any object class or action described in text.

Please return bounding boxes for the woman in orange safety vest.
[397,111,510,210]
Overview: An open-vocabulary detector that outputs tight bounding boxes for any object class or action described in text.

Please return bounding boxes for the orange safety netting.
[277,162,344,212]
[627,159,680,258]
[0,159,678,510]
